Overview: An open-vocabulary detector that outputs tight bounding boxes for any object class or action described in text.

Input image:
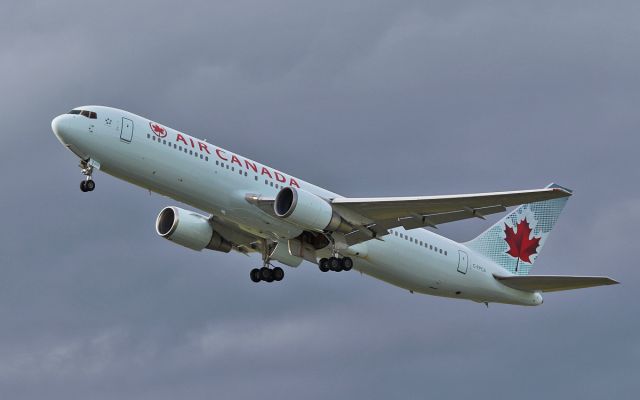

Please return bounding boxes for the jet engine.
[274,187,352,233]
[156,206,232,252]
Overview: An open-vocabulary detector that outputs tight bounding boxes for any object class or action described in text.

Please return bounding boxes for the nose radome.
[51,114,69,144]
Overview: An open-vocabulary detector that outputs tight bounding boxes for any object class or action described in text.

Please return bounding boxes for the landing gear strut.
[250,240,284,283]
[79,161,95,192]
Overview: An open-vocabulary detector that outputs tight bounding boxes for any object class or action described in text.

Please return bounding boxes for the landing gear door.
[120,117,134,142]
[457,250,468,274]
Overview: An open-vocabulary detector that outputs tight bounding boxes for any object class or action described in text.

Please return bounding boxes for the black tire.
[319,258,330,272]
[80,181,87,192]
[342,257,353,271]
[260,267,274,282]
[250,268,261,282]
[272,267,284,281]
[329,257,342,272]
[85,179,95,191]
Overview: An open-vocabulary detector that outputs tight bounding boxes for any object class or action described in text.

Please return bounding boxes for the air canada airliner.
[51,106,618,306]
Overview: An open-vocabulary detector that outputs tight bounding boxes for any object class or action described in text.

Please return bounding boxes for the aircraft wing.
[331,186,571,245]
[494,275,619,292]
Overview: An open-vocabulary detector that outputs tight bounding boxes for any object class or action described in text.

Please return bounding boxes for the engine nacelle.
[156,207,232,252]
[274,187,352,233]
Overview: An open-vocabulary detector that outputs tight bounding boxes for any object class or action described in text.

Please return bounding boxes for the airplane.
[51,106,618,306]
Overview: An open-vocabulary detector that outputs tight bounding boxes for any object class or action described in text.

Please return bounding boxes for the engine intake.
[156,207,232,252]
[274,187,352,233]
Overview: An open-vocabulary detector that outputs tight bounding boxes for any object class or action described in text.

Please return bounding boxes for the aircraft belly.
[360,236,446,294]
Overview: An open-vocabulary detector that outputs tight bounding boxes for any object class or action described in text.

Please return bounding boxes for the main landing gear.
[79,161,95,193]
[318,256,353,273]
[250,241,284,283]
[318,236,354,273]
[250,266,284,283]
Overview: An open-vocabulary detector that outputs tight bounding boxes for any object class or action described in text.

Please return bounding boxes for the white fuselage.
[52,106,543,306]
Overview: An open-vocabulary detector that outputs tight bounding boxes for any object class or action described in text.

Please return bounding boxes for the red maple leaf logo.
[149,122,167,138]
[504,218,541,269]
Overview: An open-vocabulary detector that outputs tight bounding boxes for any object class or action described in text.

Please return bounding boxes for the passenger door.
[120,117,134,142]
[457,250,468,274]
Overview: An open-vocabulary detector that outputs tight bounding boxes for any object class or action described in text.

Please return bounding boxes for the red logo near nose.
[149,122,167,138]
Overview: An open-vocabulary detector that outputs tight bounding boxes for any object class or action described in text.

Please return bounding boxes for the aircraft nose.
[51,114,71,144]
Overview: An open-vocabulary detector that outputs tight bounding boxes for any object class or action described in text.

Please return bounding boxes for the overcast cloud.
[0,0,638,398]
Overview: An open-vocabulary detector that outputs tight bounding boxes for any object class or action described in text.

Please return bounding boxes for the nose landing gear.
[79,160,95,192]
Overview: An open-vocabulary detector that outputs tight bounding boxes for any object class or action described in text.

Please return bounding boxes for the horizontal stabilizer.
[494,275,619,292]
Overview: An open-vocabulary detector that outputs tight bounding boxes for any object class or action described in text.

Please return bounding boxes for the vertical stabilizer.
[465,183,571,275]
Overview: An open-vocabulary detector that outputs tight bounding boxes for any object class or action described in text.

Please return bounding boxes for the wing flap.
[494,275,619,292]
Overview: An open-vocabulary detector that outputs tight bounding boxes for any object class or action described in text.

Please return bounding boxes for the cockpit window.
[68,109,97,119]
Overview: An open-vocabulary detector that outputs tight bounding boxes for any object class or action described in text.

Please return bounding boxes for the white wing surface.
[331,187,572,245]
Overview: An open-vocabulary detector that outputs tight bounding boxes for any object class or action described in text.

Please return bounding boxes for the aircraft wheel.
[319,258,330,272]
[341,257,353,271]
[80,181,87,192]
[260,267,274,282]
[329,257,342,272]
[85,179,95,191]
[272,267,284,281]
[250,268,261,282]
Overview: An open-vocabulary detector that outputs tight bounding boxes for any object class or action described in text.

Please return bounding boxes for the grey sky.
[0,0,638,398]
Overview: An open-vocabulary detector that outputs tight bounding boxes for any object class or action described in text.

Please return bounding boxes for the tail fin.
[465,183,571,275]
